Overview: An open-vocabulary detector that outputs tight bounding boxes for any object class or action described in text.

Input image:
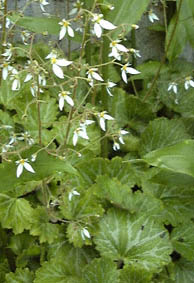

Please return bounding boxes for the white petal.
[56,59,72,66]
[108,82,116,88]
[92,72,103,81]
[2,68,8,80]
[190,80,194,87]
[59,96,64,111]
[113,142,120,151]
[73,132,78,146]
[68,26,74,37]
[184,82,189,90]
[59,27,66,40]
[120,130,128,135]
[24,162,35,173]
[104,114,114,120]
[65,95,74,107]
[116,44,128,52]
[119,136,125,144]
[82,228,90,238]
[16,164,23,178]
[126,67,140,75]
[167,85,172,91]
[94,23,102,38]
[100,117,106,131]
[100,19,116,30]
[122,70,128,84]
[79,130,89,140]
[12,79,18,91]
[173,85,177,94]
[24,73,33,82]
[52,64,64,79]
[106,87,113,96]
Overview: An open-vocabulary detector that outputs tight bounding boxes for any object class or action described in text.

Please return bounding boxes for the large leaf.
[9,14,60,35]
[119,266,152,283]
[83,258,119,283]
[139,118,190,156]
[174,259,194,283]
[94,208,172,272]
[171,222,194,261]
[0,194,34,234]
[144,139,194,178]
[5,268,34,283]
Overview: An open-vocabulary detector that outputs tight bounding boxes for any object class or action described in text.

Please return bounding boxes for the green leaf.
[174,258,194,283]
[140,118,190,156]
[5,268,34,283]
[83,257,119,283]
[171,222,194,261]
[144,139,194,178]
[165,13,187,62]
[8,14,60,35]
[30,207,60,244]
[107,0,150,37]
[94,208,172,272]
[119,265,152,283]
[0,194,34,234]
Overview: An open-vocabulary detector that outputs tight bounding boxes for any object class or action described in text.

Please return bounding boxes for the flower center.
[51,57,57,64]
[63,21,69,27]
[19,159,25,165]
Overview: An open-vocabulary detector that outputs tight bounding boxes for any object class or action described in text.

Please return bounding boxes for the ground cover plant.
[0,0,194,282]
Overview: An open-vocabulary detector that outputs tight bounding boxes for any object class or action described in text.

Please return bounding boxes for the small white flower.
[21,30,31,45]
[24,73,33,83]
[121,63,140,84]
[18,131,34,145]
[1,144,13,153]
[2,43,13,61]
[73,127,89,146]
[168,82,178,94]
[46,52,72,79]
[59,19,74,40]
[129,48,141,58]
[92,13,116,38]
[148,10,159,23]
[9,132,18,145]
[39,0,49,12]
[81,227,90,240]
[30,82,44,97]
[118,129,129,144]
[131,24,139,30]
[31,154,37,162]
[10,69,20,91]
[109,40,128,60]
[58,91,74,110]
[15,158,35,178]
[106,81,116,96]
[80,119,95,128]
[1,62,13,80]
[184,76,194,90]
[113,142,120,151]
[98,111,114,131]
[68,189,80,201]
[87,68,103,86]
[69,0,83,15]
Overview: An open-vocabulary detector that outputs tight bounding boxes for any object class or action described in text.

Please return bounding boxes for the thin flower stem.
[66,0,71,60]
[37,77,42,146]
[1,0,7,51]
[143,0,183,101]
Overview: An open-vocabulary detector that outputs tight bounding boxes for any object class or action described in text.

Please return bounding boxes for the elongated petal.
[2,68,8,80]
[16,164,23,178]
[100,117,106,131]
[92,72,104,81]
[106,87,113,96]
[116,44,128,52]
[190,80,194,87]
[52,64,64,78]
[68,26,74,37]
[59,26,66,40]
[65,95,74,107]
[83,228,90,238]
[126,67,140,75]
[119,136,125,144]
[73,132,78,146]
[24,162,35,173]
[56,59,72,66]
[24,73,33,82]
[104,114,114,120]
[12,79,19,91]
[100,19,116,30]
[185,82,189,90]
[94,23,102,38]
[122,70,128,84]
[173,85,177,94]
[59,96,64,111]
[79,130,89,140]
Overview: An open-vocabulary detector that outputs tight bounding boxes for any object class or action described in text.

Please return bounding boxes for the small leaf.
[119,265,152,283]
[174,258,194,283]
[0,194,34,234]
[5,268,34,283]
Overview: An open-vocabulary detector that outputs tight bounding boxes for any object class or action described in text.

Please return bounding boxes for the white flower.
[184,76,194,90]
[10,69,20,91]
[18,131,34,145]
[15,158,35,178]
[73,127,89,146]
[131,24,139,30]
[39,0,49,12]
[113,142,120,151]
[118,129,129,144]
[80,119,95,128]
[1,144,13,153]
[1,62,13,80]
[30,82,44,97]
[98,111,114,131]
[168,82,178,94]
[69,0,83,16]
[9,132,18,145]
[148,10,159,23]
[87,68,103,86]
[45,52,72,79]
[59,19,74,40]
[81,227,90,240]
[58,91,74,110]
[129,48,141,58]
[31,154,37,162]
[121,63,140,84]
[68,189,80,201]
[109,40,128,60]
[2,43,13,61]
[106,81,116,96]
[92,13,116,38]
[21,30,31,45]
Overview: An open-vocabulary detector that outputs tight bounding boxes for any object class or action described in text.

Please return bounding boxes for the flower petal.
[56,59,72,66]
[52,64,64,79]
[104,114,114,120]
[73,132,78,146]
[99,117,106,131]
[94,23,102,38]
[59,26,66,40]
[65,95,74,107]
[121,70,128,84]
[100,19,116,30]
[68,26,74,37]
[16,164,23,178]
[24,162,35,173]
[116,44,128,53]
[126,67,140,75]
[59,96,64,111]
[92,72,104,81]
